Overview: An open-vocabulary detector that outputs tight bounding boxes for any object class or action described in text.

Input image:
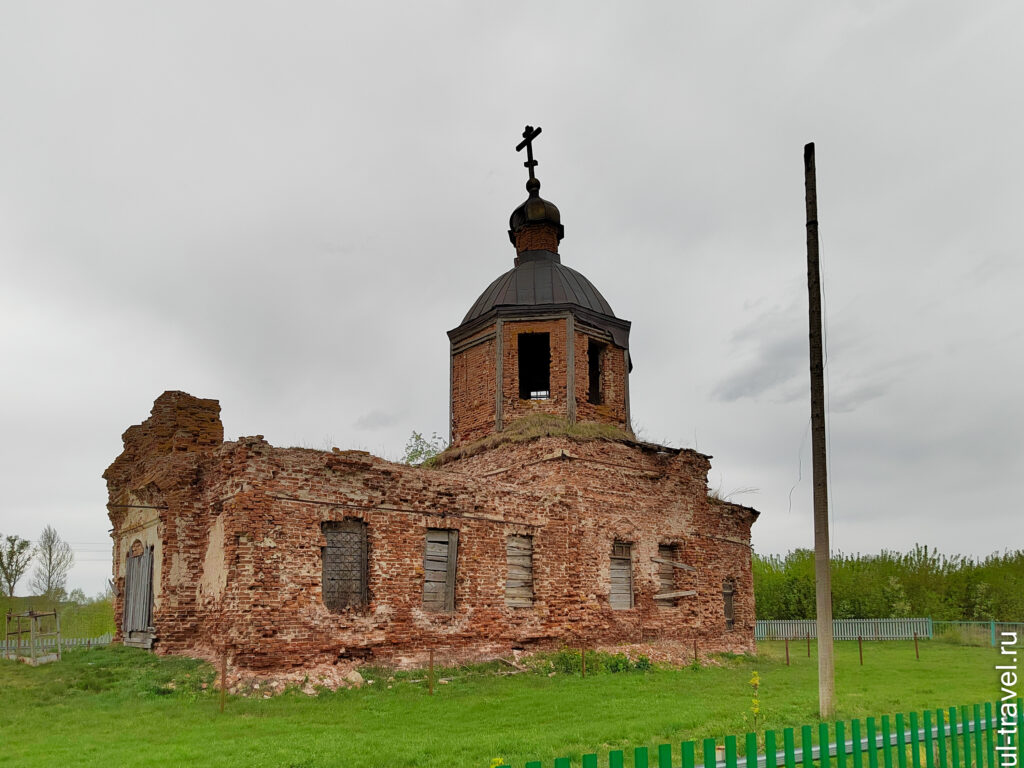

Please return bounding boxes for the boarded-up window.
[322,520,368,612]
[423,529,458,612]
[655,544,677,605]
[505,534,534,607]
[723,579,735,629]
[610,540,633,610]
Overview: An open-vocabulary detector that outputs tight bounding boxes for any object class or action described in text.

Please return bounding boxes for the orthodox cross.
[516,125,542,180]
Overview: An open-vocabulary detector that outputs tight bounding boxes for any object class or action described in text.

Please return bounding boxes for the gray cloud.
[2,1,1023,594]
[354,409,403,431]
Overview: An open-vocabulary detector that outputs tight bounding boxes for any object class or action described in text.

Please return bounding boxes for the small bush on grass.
[538,649,653,675]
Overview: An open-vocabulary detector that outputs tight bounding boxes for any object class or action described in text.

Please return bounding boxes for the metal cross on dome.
[516,125,542,181]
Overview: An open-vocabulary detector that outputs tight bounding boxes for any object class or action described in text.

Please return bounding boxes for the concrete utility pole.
[804,142,836,719]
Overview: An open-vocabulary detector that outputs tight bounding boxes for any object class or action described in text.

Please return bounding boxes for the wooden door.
[123,546,154,648]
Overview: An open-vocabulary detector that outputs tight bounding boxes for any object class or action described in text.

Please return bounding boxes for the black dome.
[507,178,564,245]
[462,250,615,324]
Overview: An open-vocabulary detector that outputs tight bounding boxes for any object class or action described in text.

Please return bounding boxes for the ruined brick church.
[105,128,759,671]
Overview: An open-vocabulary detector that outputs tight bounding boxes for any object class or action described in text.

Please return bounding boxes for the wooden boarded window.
[505,534,534,607]
[610,540,633,610]
[423,529,458,612]
[655,544,677,605]
[723,579,735,629]
[322,520,368,612]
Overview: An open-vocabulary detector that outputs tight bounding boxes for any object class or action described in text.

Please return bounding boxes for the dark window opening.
[322,520,368,612]
[423,528,458,612]
[588,339,606,405]
[610,540,633,610]
[723,579,735,630]
[518,333,551,399]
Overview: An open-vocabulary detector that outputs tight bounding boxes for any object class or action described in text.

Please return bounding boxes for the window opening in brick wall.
[423,528,458,612]
[505,534,534,607]
[610,540,634,610]
[322,520,368,612]
[518,332,551,399]
[723,579,735,630]
[588,339,606,405]
[655,544,677,606]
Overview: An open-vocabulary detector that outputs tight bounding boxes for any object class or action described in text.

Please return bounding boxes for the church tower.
[448,127,633,445]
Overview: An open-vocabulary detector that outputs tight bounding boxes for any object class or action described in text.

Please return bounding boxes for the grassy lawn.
[0,640,1004,768]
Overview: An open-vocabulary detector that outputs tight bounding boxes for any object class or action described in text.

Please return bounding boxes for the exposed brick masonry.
[106,393,757,671]
[515,223,560,254]
[450,318,630,445]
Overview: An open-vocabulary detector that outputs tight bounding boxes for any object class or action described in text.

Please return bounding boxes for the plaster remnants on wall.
[200,514,227,598]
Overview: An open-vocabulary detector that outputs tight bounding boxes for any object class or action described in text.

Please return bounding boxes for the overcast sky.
[2,2,1021,597]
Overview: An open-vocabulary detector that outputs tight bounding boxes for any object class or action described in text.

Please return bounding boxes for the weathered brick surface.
[103,391,223,642]
[106,394,758,670]
[514,223,560,254]
[500,319,569,424]
[451,319,631,445]
[573,329,628,426]
[451,334,498,444]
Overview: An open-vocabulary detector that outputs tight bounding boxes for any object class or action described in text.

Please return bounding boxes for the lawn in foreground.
[0,640,1003,768]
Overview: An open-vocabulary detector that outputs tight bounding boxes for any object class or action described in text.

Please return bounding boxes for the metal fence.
[755,619,1024,646]
[3,632,113,655]
[755,618,933,641]
[523,700,1021,768]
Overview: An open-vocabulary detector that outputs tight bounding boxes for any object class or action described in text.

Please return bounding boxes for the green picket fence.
[522,700,1023,768]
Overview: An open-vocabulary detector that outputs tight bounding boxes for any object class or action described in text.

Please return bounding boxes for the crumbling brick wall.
[104,391,223,643]
[107,392,758,671]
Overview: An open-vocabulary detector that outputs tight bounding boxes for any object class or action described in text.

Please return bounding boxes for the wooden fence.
[523,701,1022,768]
[756,619,933,641]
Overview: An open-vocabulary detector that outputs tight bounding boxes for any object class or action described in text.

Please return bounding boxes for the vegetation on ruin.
[402,430,449,465]
[754,545,1024,621]
[0,640,1000,768]
[428,414,638,467]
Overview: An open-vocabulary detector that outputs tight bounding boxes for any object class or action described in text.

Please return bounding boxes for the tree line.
[0,525,74,600]
[754,545,1024,621]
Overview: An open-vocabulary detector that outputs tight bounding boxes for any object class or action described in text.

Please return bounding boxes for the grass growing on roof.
[428,413,637,467]
[0,640,1001,768]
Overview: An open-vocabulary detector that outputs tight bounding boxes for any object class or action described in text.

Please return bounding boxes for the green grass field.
[0,640,1004,768]
[2,596,115,639]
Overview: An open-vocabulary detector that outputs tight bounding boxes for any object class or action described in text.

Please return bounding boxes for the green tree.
[402,430,447,465]
[0,534,33,597]
[754,544,1024,621]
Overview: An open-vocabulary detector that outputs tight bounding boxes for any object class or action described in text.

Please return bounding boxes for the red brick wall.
[107,394,758,671]
[103,391,223,644]
[451,331,497,444]
[572,330,628,427]
[515,223,560,254]
[501,318,569,426]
